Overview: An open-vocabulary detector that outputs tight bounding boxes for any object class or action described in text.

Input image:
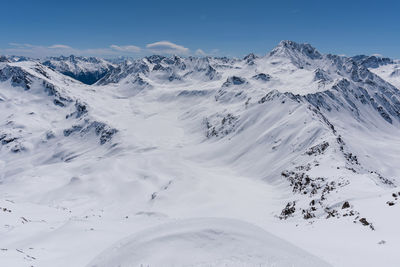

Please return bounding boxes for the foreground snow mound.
[88,218,331,267]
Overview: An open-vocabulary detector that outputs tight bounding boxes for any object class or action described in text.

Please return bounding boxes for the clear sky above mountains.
[1,0,399,58]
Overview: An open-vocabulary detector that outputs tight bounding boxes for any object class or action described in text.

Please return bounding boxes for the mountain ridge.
[1,40,400,267]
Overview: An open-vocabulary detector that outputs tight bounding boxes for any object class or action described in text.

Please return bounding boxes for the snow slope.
[1,41,400,267]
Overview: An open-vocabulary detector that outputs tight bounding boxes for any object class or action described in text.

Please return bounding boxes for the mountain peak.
[0,55,10,63]
[270,40,322,60]
[351,54,393,68]
[243,53,258,65]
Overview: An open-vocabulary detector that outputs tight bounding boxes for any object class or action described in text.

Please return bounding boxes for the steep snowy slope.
[1,41,400,267]
[42,55,116,85]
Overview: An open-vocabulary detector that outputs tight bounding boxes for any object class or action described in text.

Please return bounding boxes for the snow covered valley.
[1,41,400,267]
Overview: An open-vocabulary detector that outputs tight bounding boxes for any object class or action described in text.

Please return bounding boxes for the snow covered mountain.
[353,54,400,89]
[1,41,400,267]
[42,55,116,85]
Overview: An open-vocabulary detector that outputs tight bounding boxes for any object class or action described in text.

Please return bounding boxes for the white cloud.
[146,41,189,55]
[48,44,72,49]
[9,43,34,48]
[1,41,208,58]
[1,43,142,58]
[195,49,206,56]
[371,53,383,57]
[110,44,141,53]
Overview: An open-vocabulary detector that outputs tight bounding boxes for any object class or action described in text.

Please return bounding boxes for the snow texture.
[1,41,400,267]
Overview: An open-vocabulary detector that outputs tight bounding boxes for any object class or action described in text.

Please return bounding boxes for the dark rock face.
[62,70,109,85]
[53,99,65,107]
[279,202,296,219]
[359,218,370,226]
[145,55,165,64]
[222,76,246,87]
[131,75,149,87]
[152,63,168,71]
[85,121,118,145]
[205,113,239,138]
[0,66,33,90]
[252,73,271,81]
[168,73,181,82]
[96,60,149,85]
[43,81,72,107]
[63,120,117,145]
[342,201,350,209]
[63,125,83,136]
[306,141,329,156]
[205,66,218,80]
[352,55,393,69]
[65,101,88,119]
[387,201,395,206]
[258,90,283,104]
[178,90,210,97]
[243,53,257,61]
[0,56,10,63]
[42,56,115,85]
[1,135,18,145]
[314,68,331,82]
[243,53,257,65]
[304,63,400,125]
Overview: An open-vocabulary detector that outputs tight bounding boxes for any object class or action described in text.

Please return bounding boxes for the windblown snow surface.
[1,41,400,267]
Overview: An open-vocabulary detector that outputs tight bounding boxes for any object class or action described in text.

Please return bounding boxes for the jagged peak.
[243,53,257,61]
[243,53,258,65]
[1,55,32,62]
[269,40,322,60]
[351,55,393,69]
[45,55,107,63]
[145,55,166,64]
[0,55,10,63]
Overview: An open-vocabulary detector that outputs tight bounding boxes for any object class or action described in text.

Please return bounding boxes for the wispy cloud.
[195,49,206,56]
[110,44,141,53]
[1,41,212,58]
[146,41,189,55]
[9,43,35,48]
[48,44,72,49]
[0,43,143,58]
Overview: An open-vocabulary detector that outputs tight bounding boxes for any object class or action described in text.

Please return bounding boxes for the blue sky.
[1,0,399,58]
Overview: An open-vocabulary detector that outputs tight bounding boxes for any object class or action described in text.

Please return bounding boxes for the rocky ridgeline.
[97,55,227,85]
[205,113,239,138]
[42,55,115,85]
[276,102,394,230]
[203,84,395,230]
[279,149,376,230]
[63,100,118,145]
[0,65,33,90]
[0,62,118,149]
